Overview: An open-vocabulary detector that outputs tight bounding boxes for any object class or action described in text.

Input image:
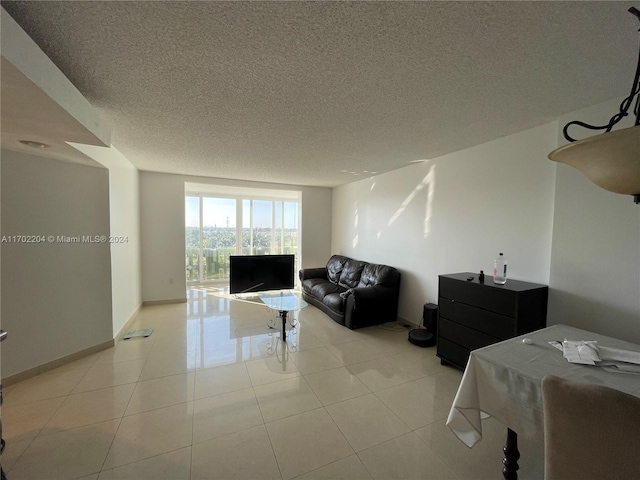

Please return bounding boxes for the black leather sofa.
[299,254,401,329]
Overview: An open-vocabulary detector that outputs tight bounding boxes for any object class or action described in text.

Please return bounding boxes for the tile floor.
[1,287,544,479]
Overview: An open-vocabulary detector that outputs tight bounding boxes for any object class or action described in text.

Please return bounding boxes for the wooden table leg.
[502,428,520,480]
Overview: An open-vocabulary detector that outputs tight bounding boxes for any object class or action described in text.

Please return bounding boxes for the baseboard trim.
[142,298,187,306]
[114,303,143,341]
[2,339,114,386]
[397,315,420,329]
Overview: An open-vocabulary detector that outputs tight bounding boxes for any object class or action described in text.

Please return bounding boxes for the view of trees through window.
[186,193,299,283]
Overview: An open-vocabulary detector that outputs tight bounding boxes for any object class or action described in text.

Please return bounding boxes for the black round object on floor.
[408,329,436,347]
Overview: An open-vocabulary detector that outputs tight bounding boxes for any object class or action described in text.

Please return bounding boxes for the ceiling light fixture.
[339,170,378,176]
[19,139,51,149]
[548,7,640,204]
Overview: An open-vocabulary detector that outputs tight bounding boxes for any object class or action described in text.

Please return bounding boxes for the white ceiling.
[1,1,638,187]
[0,57,109,168]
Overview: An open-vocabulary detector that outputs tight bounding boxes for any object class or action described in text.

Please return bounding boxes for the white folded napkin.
[561,340,601,365]
[548,340,640,368]
[599,346,640,365]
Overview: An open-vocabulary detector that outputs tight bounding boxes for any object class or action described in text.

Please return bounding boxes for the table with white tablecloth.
[446,324,640,479]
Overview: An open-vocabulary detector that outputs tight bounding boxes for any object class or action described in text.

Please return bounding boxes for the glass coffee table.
[259,292,308,342]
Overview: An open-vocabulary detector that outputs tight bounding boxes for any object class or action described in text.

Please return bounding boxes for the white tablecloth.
[446,324,640,447]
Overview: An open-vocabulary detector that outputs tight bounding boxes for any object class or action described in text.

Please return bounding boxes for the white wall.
[300,187,333,269]
[140,171,332,303]
[69,143,142,336]
[549,98,640,343]
[140,172,187,302]
[1,150,113,377]
[1,154,3,382]
[332,124,558,324]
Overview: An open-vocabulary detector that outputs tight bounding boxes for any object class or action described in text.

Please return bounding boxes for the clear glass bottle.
[494,253,507,284]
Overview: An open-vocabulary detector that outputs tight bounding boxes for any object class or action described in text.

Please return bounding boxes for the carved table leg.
[502,428,520,480]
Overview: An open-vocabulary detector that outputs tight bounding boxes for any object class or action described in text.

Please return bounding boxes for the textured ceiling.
[1,1,638,187]
[0,57,107,168]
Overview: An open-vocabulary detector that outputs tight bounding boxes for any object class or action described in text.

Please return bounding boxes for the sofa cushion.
[323,293,345,313]
[326,255,350,284]
[358,263,400,288]
[301,277,328,294]
[310,281,346,300]
[338,260,367,289]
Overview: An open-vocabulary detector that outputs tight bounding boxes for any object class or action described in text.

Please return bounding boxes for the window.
[185,184,301,285]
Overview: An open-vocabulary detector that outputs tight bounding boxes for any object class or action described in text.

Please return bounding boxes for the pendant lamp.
[548,7,640,204]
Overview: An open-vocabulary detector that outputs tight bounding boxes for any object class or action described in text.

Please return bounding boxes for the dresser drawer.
[436,337,470,370]
[439,298,514,339]
[439,317,500,351]
[437,273,548,371]
[439,276,516,316]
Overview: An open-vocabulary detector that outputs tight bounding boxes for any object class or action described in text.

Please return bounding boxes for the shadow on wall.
[351,164,437,250]
[548,289,640,343]
[384,164,436,240]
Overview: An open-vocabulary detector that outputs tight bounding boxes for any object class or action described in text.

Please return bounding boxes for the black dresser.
[436,272,548,370]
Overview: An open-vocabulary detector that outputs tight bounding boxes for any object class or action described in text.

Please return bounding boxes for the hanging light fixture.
[548,7,640,204]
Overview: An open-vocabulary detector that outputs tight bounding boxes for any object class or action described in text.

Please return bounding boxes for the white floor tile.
[194,362,252,399]
[191,425,281,480]
[46,383,135,431]
[357,432,459,479]
[245,355,301,387]
[126,372,195,415]
[305,367,371,406]
[294,454,373,479]
[290,346,343,374]
[97,447,192,480]
[8,419,119,480]
[102,402,194,469]
[254,377,322,422]
[266,408,354,480]
[2,396,65,443]
[193,387,264,443]
[3,368,89,406]
[325,393,410,452]
[72,359,146,393]
[375,380,451,430]
[346,357,414,391]
[95,338,154,365]
[138,350,198,381]
[3,288,544,480]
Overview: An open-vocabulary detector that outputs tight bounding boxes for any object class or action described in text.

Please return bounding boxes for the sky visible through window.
[186,196,298,229]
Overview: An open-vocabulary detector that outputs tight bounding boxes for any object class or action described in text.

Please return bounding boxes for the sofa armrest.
[299,267,328,282]
[344,284,400,329]
[347,285,398,306]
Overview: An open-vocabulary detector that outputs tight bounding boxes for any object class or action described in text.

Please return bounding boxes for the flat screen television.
[229,254,295,294]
